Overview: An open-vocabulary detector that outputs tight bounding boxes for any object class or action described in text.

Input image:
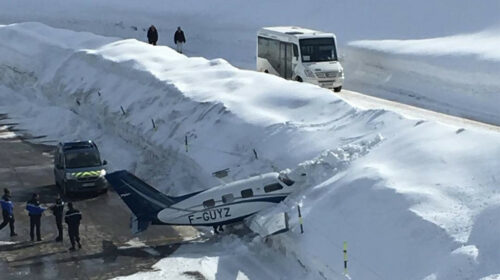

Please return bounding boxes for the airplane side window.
[264,183,283,193]
[241,189,253,198]
[222,194,234,204]
[203,199,215,208]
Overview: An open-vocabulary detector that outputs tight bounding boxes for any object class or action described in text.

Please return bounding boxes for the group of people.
[0,188,83,251]
[147,25,186,53]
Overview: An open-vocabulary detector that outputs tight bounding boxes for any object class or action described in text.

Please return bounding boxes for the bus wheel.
[295,76,303,82]
[334,86,342,92]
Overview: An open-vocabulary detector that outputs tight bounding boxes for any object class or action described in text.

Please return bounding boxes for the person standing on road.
[0,188,17,237]
[147,25,158,45]
[65,202,82,251]
[26,193,46,241]
[174,26,186,53]
[49,194,64,242]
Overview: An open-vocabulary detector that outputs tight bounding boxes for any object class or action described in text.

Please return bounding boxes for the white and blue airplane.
[105,170,301,234]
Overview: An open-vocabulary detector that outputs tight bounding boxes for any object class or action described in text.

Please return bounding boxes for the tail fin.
[105,170,175,233]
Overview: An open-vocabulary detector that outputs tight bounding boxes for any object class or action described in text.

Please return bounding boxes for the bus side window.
[222,194,234,204]
[241,189,254,198]
[203,199,215,209]
[264,183,283,193]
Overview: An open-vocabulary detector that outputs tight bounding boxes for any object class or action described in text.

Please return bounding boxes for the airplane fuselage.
[156,172,293,226]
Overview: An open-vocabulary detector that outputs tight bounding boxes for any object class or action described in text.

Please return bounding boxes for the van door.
[279,43,293,79]
[54,148,64,185]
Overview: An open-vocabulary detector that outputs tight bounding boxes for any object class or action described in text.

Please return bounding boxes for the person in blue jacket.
[0,188,17,237]
[26,193,46,241]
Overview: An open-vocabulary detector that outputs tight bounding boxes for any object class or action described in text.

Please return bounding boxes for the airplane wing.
[246,211,289,237]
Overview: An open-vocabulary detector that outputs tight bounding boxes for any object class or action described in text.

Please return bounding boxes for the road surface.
[0,118,199,280]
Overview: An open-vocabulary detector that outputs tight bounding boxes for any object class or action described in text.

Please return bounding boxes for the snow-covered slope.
[1,0,499,69]
[1,22,500,279]
[344,29,500,125]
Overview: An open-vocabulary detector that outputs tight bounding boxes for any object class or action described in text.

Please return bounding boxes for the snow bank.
[1,22,500,279]
[345,30,500,125]
[114,235,311,280]
[1,0,499,69]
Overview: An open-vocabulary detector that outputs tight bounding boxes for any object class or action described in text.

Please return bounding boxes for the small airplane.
[105,170,302,235]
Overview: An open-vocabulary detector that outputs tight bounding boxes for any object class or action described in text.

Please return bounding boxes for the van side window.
[203,199,215,208]
[241,189,253,198]
[264,183,283,193]
[222,194,234,204]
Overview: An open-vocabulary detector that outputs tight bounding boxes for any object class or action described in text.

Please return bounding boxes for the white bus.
[257,26,344,92]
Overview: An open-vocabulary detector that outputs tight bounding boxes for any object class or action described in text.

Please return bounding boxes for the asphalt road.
[0,119,199,279]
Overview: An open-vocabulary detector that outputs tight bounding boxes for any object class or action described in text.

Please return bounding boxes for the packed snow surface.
[1,22,500,280]
[1,1,500,279]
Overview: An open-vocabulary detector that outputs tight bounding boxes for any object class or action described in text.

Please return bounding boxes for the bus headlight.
[304,69,315,78]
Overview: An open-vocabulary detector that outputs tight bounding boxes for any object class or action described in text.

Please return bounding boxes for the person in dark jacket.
[0,188,17,237]
[49,194,64,242]
[65,202,82,251]
[174,26,186,53]
[147,25,158,45]
[26,193,46,241]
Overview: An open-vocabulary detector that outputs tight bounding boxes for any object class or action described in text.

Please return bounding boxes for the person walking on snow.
[147,25,158,45]
[49,194,64,242]
[65,202,82,251]
[0,188,17,237]
[174,26,186,53]
[26,193,46,241]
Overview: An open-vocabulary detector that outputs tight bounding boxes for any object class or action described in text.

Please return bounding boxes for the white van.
[257,26,344,92]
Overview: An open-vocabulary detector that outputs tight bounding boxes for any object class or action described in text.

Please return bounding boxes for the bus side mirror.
[102,160,108,165]
[338,53,345,63]
[292,56,298,63]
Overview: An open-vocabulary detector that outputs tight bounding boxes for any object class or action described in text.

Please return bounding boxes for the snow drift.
[1,22,500,279]
[344,29,500,126]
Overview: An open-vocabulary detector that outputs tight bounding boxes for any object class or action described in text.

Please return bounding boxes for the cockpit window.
[278,174,295,186]
[264,183,283,193]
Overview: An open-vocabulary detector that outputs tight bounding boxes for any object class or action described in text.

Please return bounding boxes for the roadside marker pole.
[185,135,188,152]
[297,205,304,234]
[151,119,157,131]
[253,148,258,160]
[343,241,348,275]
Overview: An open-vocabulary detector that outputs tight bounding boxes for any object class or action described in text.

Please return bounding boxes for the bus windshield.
[299,38,337,63]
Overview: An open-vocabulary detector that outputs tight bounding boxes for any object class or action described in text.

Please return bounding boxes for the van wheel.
[334,86,342,92]
[295,76,303,82]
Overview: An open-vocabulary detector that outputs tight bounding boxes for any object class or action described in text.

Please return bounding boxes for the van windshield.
[65,150,101,169]
[299,38,337,62]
